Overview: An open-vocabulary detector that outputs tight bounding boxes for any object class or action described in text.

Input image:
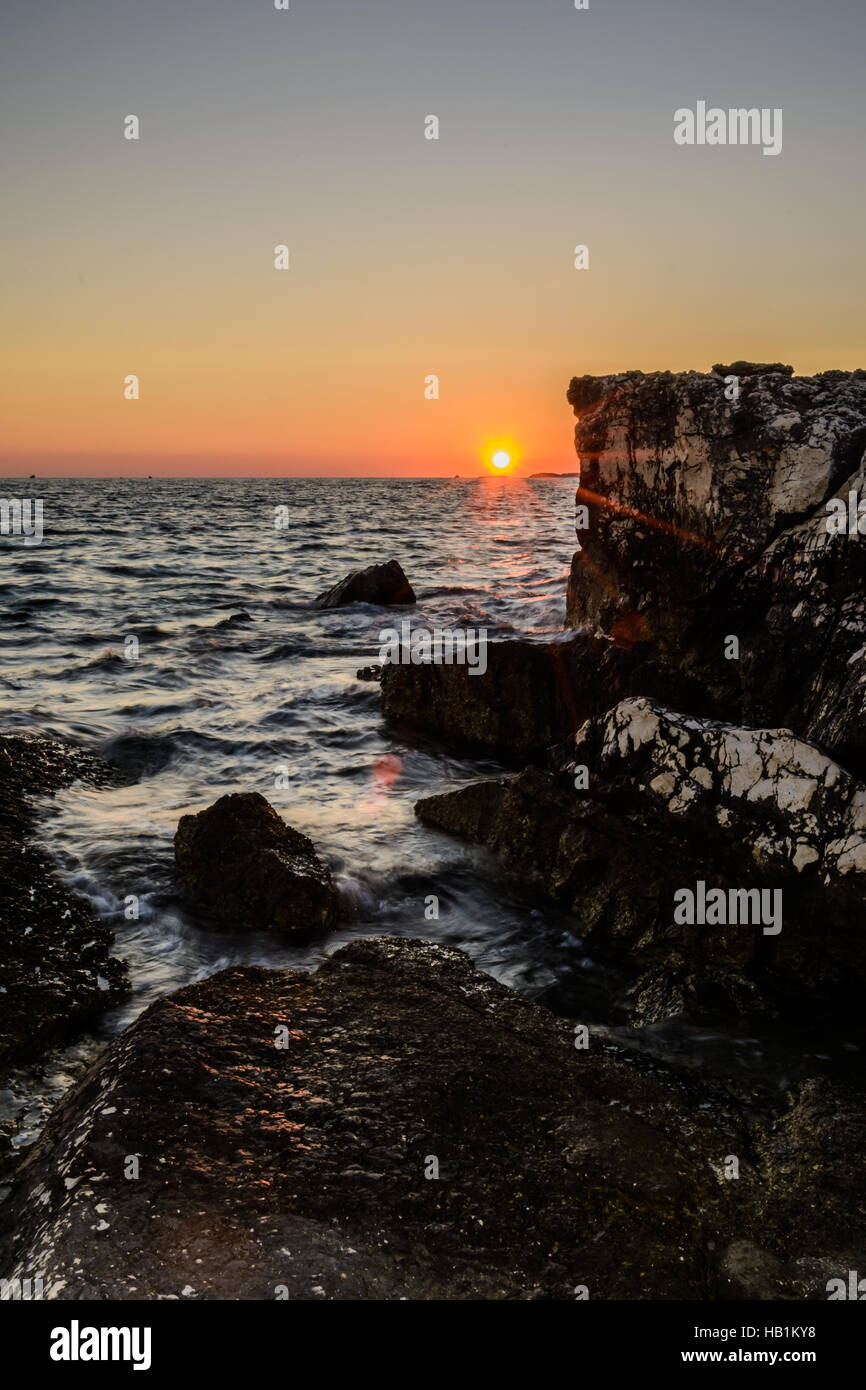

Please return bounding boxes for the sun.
[483,440,519,474]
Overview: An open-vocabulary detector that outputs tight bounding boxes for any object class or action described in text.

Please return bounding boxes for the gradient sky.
[1,0,864,476]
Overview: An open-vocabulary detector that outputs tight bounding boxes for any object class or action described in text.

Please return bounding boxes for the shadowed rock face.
[1,936,861,1300]
[415,698,866,1024]
[174,792,337,934]
[381,632,713,762]
[0,734,129,1081]
[566,368,866,775]
[316,559,416,609]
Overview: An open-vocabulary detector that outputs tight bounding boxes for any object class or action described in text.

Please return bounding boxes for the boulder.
[4,936,862,1300]
[316,560,415,609]
[174,792,337,933]
[6,933,860,1301]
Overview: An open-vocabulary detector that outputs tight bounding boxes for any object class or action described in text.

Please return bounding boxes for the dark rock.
[3,935,861,1299]
[0,934,817,1300]
[174,792,337,934]
[415,697,866,1023]
[214,612,253,629]
[0,733,129,1081]
[416,765,760,1020]
[356,665,382,682]
[711,361,794,377]
[381,632,713,762]
[565,367,866,776]
[316,560,416,609]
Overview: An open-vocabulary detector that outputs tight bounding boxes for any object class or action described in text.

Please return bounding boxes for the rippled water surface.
[0,478,584,1036]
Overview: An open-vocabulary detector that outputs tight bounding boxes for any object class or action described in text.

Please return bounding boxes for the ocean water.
[0,478,592,1117]
[0,477,857,1143]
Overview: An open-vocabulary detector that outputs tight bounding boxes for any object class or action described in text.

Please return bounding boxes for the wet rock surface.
[174,792,338,934]
[1,936,860,1300]
[0,733,129,1082]
[565,367,866,775]
[316,559,416,609]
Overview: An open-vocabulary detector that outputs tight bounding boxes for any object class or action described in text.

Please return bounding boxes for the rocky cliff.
[566,366,866,775]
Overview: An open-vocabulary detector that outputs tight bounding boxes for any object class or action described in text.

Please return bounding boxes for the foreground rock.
[174,792,337,933]
[566,366,866,776]
[415,699,866,1023]
[316,560,416,609]
[1,937,860,1299]
[0,733,129,1081]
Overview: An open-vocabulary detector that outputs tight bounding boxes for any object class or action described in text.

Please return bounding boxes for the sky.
[1,0,864,477]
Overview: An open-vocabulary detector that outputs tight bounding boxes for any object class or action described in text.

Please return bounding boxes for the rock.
[416,765,756,1020]
[316,560,416,609]
[3,935,860,1299]
[0,733,129,1081]
[0,936,768,1299]
[214,612,253,629]
[381,632,712,762]
[711,361,794,377]
[355,665,382,682]
[571,697,866,890]
[415,698,866,1022]
[565,367,866,776]
[174,792,337,933]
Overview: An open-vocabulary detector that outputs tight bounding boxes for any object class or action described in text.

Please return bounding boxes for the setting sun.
[482,439,520,474]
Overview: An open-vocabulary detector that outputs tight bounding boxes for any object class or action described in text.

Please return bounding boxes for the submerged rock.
[3,935,858,1300]
[316,560,416,609]
[214,612,253,629]
[0,733,129,1080]
[565,367,866,775]
[174,792,337,933]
